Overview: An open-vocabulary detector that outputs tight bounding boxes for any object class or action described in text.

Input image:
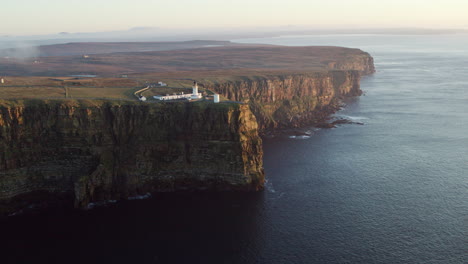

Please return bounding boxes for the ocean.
[1,34,467,264]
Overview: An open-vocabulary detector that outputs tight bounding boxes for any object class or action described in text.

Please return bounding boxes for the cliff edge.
[0,100,263,215]
[209,70,366,130]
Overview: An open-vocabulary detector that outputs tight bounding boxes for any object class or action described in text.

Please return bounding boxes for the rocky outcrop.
[209,70,365,130]
[0,100,263,215]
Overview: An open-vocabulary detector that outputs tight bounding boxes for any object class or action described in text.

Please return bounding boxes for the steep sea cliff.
[205,50,374,130]
[0,51,374,215]
[0,101,263,215]
[211,70,373,130]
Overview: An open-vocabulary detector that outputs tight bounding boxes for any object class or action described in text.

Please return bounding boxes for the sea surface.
[1,34,467,264]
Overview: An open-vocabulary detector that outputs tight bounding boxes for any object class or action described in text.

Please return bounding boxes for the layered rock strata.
[210,70,367,130]
[0,101,263,215]
[205,51,374,130]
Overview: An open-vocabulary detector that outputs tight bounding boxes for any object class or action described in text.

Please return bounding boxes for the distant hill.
[0,43,372,77]
[0,40,234,58]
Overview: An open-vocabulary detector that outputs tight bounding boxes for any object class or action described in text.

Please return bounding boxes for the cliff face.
[0,101,263,215]
[205,51,375,130]
[327,52,375,75]
[210,70,365,130]
[202,50,374,130]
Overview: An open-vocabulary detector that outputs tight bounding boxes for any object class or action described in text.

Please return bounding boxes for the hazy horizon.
[2,0,468,36]
[2,25,468,38]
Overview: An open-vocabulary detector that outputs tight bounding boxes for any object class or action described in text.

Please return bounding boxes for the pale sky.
[2,0,468,35]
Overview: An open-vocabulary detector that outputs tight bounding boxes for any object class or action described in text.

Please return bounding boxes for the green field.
[0,77,216,101]
[0,87,65,99]
[0,86,139,100]
[0,44,371,102]
[68,87,135,99]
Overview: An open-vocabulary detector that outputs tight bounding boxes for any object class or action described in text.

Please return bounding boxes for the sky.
[2,0,468,35]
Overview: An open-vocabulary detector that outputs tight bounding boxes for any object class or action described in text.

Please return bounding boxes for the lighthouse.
[191,81,202,99]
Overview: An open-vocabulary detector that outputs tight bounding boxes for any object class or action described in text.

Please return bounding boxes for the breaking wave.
[128,193,152,200]
[337,115,369,121]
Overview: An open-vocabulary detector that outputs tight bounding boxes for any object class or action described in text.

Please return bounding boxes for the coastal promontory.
[0,42,374,215]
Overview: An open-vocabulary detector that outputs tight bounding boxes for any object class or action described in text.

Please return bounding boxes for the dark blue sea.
[2,34,467,264]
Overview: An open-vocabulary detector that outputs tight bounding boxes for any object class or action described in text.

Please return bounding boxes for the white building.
[139,96,147,102]
[153,82,202,101]
[158,81,167,87]
[213,94,220,103]
[153,93,192,101]
[191,81,202,99]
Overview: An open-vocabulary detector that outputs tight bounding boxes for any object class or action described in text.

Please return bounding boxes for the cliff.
[0,100,263,215]
[326,52,375,75]
[0,46,375,216]
[198,49,374,130]
[208,70,366,130]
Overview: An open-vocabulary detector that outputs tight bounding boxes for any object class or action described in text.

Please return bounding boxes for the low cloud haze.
[0,42,40,60]
[1,26,467,50]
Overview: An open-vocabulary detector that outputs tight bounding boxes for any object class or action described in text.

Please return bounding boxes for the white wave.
[128,193,152,200]
[288,135,311,139]
[8,210,24,217]
[86,199,117,209]
[265,179,276,193]
[7,204,40,216]
[337,115,369,121]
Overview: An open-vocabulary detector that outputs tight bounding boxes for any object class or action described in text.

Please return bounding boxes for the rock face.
[210,70,368,130]
[205,51,374,130]
[326,52,375,75]
[0,101,263,215]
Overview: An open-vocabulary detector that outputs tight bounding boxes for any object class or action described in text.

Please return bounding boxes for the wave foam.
[128,193,152,200]
[337,115,369,121]
[265,179,276,193]
[87,200,117,209]
[288,135,311,139]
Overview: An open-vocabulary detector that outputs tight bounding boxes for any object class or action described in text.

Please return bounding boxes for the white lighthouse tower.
[191,81,202,99]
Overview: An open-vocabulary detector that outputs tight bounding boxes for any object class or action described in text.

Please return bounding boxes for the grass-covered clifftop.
[0,45,374,77]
